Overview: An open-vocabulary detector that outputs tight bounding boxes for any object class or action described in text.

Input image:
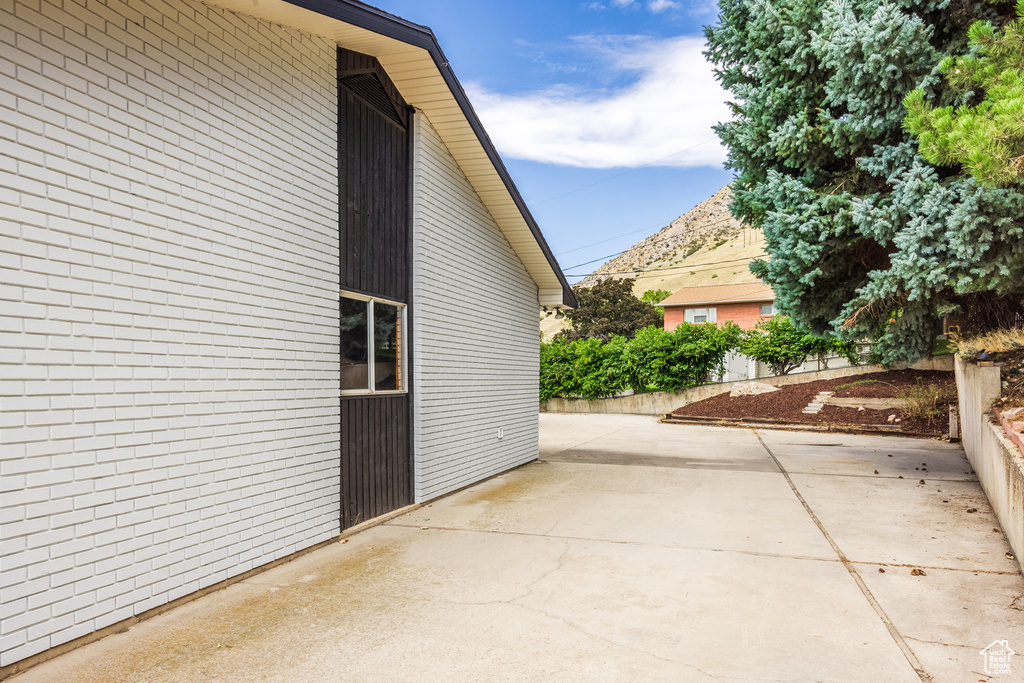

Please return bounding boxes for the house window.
[340,291,406,394]
[760,303,776,316]
[684,307,717,324]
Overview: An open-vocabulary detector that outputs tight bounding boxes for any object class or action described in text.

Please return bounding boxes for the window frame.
[760,302,776,316]
[684,306,717,324]
[339,289,408,396]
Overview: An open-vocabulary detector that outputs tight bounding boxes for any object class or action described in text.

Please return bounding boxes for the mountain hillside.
[542,185,766,339]
[579,184,764,293]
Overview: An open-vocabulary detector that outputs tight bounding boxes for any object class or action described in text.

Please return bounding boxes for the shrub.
[739,316,859,376]
[539,323,740,400]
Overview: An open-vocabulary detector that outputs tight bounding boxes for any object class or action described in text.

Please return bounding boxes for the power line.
[561,215,744,271]
[567,253,766,279]
[554,218,681,257]
[577,255,765,278]
[531,139,719,207]
[557,214,740,259]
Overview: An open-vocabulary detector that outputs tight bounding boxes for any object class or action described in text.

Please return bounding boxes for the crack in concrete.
[510,601,723,680]
[437,537,722,680]
[445,539,571,608]
[517,539,570,598]
[903,636,984,651]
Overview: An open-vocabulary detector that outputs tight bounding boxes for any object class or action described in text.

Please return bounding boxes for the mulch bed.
[670,369,956,436]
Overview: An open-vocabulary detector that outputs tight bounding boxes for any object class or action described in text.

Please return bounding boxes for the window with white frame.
[760,303,776,316]
[684,307,717,324]
[340,291,406,394]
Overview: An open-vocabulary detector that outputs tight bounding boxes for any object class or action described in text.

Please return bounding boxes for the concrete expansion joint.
[751,429,929,681]
[852,561,1020,576]
[793,472,979,482]
[386,522,843,564]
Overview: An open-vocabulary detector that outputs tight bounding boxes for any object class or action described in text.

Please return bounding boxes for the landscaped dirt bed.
[671,369,956,436]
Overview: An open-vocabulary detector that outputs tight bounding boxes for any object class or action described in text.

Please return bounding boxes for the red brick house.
[659,283,775,331]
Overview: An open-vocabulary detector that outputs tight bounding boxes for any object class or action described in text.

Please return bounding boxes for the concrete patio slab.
[535,413,648,456]
[756,429,974,480]
[540,413,773,472]
[789,473,1017,572]
[9,415,1022,683]
[856,565,1024,681]
[399,462,837,559]
[855,563,1024,652]
[509,539,918,682]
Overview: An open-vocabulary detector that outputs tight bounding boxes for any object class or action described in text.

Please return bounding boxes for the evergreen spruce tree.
[905,1,1024,186]
[705,0,1024,364]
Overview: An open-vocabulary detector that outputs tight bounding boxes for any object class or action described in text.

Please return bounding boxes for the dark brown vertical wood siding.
[338,48,412,530]
[338,48,409,302]
[339,395,410,528]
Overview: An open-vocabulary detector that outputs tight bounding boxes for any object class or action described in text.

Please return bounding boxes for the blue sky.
[372,0,735,282]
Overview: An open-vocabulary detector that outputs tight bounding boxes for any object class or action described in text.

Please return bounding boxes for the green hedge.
[540,316,865,401]
[539,322,741,401]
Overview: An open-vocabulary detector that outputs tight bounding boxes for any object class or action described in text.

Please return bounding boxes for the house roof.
[657,282,774,307]
[203,0,577,308]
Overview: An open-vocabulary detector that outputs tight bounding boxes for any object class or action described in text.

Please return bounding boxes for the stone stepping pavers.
[802,391,833,415]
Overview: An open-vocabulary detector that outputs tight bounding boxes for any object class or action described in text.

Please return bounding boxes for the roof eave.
[203,0,576,308]
[660,298,774,307]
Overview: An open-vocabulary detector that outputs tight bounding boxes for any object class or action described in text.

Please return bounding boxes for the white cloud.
[467,36,732,169]
[585,0,699,13]
[648,0,680,12]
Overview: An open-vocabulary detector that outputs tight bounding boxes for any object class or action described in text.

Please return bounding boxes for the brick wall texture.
[0,0,340,665]
[411,113,541,503]
[664,301,773,332]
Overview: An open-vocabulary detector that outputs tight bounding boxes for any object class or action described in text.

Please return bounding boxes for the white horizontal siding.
[0,0,339,666]
[411,112,540,502]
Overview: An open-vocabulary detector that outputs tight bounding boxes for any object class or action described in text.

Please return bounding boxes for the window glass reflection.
[374,303,401,391]
[340,297,368,390]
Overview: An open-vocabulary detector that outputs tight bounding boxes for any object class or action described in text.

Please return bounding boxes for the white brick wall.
[411,113,540,502]
[0,0,339,666]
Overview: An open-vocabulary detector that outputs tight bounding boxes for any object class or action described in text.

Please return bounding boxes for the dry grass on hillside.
[630,229,764,296]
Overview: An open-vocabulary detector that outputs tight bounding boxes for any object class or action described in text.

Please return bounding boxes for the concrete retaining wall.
[955,357,1024,574]
[541,355,954,416]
